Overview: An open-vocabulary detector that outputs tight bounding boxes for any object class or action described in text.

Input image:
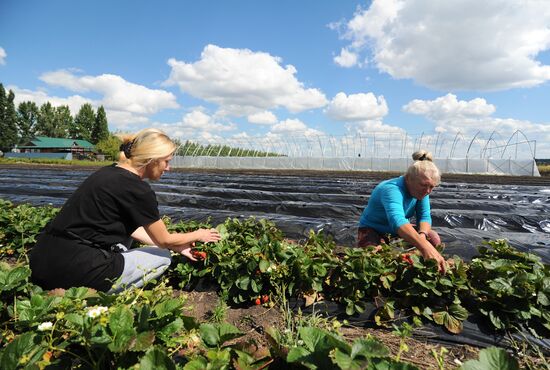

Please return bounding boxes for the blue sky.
[1,0,550,158]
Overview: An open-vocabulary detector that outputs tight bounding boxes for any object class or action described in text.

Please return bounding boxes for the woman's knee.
[357,227,386,248]
[143,246,172,266]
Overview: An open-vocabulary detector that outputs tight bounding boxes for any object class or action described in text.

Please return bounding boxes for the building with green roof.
[5,137,96,160]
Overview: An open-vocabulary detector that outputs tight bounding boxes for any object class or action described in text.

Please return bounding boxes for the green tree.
[0,83,6,127]
[17,101,39,143]
[73,103,95,141]
[91,105,109,144]
[53,105,72,138]
[0,89,19,151]
[35,102,57,137]
[95,134,122,161]
[0,84,7,150]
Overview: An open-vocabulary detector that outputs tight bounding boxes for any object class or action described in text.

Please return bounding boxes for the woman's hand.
[398,223,446,273]
[180,246,198,261]
[145,221,221,250]
[419,244,447,274]
[194,228,221,243]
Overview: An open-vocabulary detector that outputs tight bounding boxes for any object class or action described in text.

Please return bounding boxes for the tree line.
[176,141,283,157]
[0,83,109,151]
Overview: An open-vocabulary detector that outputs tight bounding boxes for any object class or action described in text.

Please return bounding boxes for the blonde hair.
[405,150,441,185]
[117,128,176,168]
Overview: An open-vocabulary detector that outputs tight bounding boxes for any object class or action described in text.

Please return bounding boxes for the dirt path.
[182,290,481,369]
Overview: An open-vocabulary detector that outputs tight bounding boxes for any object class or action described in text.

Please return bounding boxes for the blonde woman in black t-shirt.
[30,128,221,292]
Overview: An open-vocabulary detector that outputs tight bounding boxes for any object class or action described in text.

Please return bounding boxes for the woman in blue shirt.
[358,150,446,272]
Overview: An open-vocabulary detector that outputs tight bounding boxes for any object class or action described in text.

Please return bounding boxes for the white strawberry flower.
[38,322,53,331]
[86,306,109,318]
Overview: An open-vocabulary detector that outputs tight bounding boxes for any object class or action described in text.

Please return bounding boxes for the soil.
[181,290,480,369]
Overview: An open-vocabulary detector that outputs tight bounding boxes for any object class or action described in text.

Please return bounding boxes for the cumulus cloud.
[351,120,406,136]
[180,109,236,132]
[10,70,180,130]
[270,118,324,138]
[325,92,388,121]
[336,0,550,90]
[0,47,6,65]
[149,110,237,148]
[403,94,550,157]
[334,48,358,68]
[163,44,328,115]
[40,70,179,114]
[403,93,495,121]
[247,110,278,125]
[10,86,94,115]
[10,86,152,130]
[162,126,224,146]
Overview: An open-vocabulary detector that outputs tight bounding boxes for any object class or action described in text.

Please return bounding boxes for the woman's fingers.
[198,228,221,243]
[421,246,447,274]
[177,246,197,261]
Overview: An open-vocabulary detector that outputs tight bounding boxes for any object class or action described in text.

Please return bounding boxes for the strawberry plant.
[289,230,339,297]
[270,325,419,369]
[328,244,397,315]
[458,346,520,370]
[1,281,200,369]
[1,199,550,362]
[469,239,550,337]
[0,199,58,262]
[201,217,290,304]
[164,215,212,233]
[390,253,470,333]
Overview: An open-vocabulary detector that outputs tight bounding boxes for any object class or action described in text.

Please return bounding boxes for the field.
[0,164,549,369]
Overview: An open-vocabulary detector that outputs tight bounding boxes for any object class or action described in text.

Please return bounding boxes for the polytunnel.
[172,130,540,176]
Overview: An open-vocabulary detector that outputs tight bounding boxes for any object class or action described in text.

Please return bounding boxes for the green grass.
[0,157,114,166]
[538,164,550,177]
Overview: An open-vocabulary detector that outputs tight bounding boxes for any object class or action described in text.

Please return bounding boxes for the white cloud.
[106,110,150,129]
[351,120,406,136]
[166,127,224,146]
[336,0,550,90]
[180,109,236,132]
[150,109,236,145]
[247,110,277,125]
[334,48,358,68]
[40,70,179,114]
[403,94,550,157]
[325,92,388,121]
[270,118,324,137]
[0,47,6,65]
[150,114,234,149]
[9,85,153,131]
[10,86,94,114]
[403,93,495,121]
[164,44,328,115]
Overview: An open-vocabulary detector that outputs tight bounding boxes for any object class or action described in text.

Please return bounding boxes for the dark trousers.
[357,226,441,248]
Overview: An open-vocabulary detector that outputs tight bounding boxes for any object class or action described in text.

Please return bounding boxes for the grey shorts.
[108,246,172,293]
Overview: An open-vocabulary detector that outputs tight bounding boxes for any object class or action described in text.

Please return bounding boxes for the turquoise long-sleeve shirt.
[358,176,432,235]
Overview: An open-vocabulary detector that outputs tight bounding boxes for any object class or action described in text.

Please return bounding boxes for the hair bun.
[120,140,134,158]
[412,150,432,162]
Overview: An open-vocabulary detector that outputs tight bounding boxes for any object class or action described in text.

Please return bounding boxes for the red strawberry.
[191,250,207,260]
[401,253,414,265]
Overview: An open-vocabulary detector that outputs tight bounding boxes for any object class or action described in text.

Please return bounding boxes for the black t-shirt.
[30,164,160,292]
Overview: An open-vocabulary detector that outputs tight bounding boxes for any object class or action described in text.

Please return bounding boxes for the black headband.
[119,140,134,158]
